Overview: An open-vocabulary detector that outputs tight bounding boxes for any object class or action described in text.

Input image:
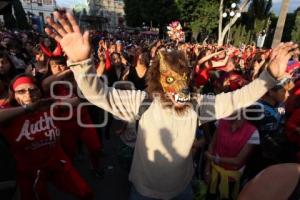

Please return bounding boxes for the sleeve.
[68,58,146,122]
[105,50,111,71]
[195,69,278,124]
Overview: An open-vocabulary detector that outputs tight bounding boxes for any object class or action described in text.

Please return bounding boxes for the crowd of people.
[0,10,299,200]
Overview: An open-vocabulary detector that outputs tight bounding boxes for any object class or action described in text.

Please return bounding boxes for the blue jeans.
[129,184,193,200]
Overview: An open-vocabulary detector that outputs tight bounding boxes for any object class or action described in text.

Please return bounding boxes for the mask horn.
[158,50,168,72]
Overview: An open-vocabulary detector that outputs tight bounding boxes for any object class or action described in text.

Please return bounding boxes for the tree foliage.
[229,0,273,47]
[176,0,219,37]
[291,9,300,43]
[124,0,180,27]
[249,0,272,20]
[12,0,30,29]
[124,0,143,27]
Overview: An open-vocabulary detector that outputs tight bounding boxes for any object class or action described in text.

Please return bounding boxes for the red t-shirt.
[194,65,212,87]
[286,108,300,147]
[286,61,300,73]
[0,110,62,171]
[45,82,101,158]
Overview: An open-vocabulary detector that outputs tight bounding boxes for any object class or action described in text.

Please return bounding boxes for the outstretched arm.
[197,50,225,66]
[45,12,146,122]
[42,69,73,92]
[196,42,298,124]
[0,99,55,123]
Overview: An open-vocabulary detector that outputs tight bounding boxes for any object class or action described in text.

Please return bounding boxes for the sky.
[56,0,299,14]
[271,0,299,15]
[56,0,87,9]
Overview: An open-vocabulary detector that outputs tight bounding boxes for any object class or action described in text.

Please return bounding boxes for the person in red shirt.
[285,80,300,162]
[42,56,103,178]
[193,48,235,89]
[0,75,93,200]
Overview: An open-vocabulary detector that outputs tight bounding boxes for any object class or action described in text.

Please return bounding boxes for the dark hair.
[138,48,150,67]
[0,51,17,88]
[110,51,120,57]
[110,52,121,64]
[197,48,212,69]
[6,41,21,51]
[43,56,67,79]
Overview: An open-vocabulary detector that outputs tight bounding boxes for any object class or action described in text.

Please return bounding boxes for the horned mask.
[158,50,191,104]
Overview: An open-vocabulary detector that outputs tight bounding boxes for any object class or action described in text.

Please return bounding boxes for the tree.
[248,0,272,35]
[176,0,219,41]
[291,10,300,43]
[1,0,30,30]
[2,2,17,30]
[176,0,199,23]
[218,0,251,45]
[12,0,30,29]
[140,0,180,27]
[124,0,142,27]
[272,0,290,47]
[124,0,180,28]
[282,13,296,42]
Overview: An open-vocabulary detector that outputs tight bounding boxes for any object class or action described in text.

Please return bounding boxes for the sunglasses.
[14,87,40,95]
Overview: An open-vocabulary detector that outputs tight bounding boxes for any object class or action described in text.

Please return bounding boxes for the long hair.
[145,50,192,114]
[197,48,212,69]
[0,51,17,88]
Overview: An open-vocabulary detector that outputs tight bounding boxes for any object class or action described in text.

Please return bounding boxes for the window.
[37,0,42,6]
[43,0,52,5]
[39,12,44,23]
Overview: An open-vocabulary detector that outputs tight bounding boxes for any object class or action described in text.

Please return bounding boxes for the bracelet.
[67,58,93,68]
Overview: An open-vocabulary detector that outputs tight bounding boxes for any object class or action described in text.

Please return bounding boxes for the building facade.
[21,0,56,24]
[88,0,125,31]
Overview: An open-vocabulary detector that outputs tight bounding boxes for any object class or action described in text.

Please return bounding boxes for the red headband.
[12,77,35,90]
[40,41,63,57]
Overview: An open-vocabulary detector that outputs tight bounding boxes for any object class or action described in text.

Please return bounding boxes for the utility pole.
[272,0,290,48]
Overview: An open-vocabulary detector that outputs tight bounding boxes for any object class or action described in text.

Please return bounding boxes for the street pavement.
[49,133,131,200]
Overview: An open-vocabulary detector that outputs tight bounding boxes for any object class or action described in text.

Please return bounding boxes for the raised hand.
[45,11,91,62]
[268,42,298,80]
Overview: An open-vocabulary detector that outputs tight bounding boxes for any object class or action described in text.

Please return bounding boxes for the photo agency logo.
[49,78,266,127]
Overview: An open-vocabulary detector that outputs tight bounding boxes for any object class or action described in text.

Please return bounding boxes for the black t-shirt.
[245,100,290,163]
[127,67,147,91]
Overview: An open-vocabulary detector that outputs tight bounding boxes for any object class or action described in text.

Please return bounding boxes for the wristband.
[67,58,93,68]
